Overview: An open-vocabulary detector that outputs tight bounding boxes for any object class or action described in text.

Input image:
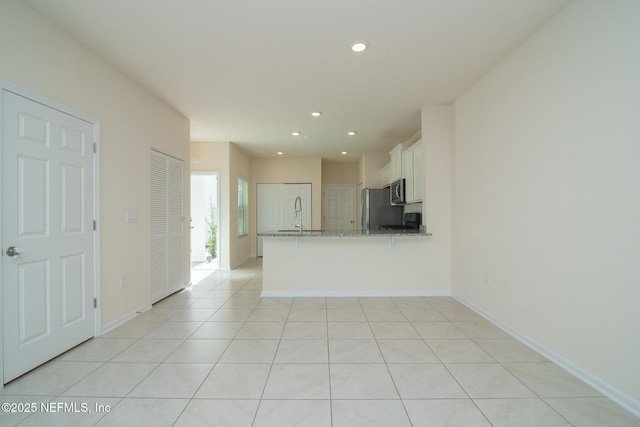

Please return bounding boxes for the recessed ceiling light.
[347,131,357,136]
[311,111,322,117]
[341,151,348,155]
[350,41,368,53]
[277,151,284,155]
[291,131,301,136]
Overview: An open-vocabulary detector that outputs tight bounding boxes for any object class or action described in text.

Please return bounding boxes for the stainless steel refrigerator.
[361,188,403,230]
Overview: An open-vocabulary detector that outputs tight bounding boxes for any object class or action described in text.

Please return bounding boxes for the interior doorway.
[190,172,219,285]
[322,184,356,232]
[2,86,98,383]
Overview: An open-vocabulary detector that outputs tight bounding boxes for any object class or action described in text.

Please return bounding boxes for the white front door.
[2,90,96,383]
[323,184,355,231]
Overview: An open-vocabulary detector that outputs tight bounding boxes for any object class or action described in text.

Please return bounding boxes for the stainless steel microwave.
[390,179,406,205]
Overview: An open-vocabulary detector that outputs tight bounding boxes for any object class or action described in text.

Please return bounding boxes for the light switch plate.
[126,210,137,223]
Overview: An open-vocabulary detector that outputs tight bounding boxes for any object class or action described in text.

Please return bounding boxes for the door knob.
[5,246,23,258]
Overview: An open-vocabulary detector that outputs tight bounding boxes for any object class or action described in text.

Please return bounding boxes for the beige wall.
[193,152,330,260]
[6,0,635,413]
[322,160,359,185]
[422,105,453,291]
[250,157,323,255]
[358,152,388,190]
[453,0,640,410]
[189,141,252,269]
[0,0,190,329]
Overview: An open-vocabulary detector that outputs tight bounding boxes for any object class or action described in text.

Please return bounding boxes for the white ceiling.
[26,0,570,161]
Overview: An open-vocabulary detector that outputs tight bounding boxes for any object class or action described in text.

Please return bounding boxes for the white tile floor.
[2,258,639,426]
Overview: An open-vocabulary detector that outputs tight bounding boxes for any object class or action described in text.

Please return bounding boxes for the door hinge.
[93,220,97,230]
[93,298,97,309]
[93,142,97,153]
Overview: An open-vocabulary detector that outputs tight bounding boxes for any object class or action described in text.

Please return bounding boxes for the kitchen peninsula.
[259,229,450,297]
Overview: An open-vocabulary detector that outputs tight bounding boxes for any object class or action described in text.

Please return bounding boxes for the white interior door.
[256,183,311,256]
[2,90,96,383]
[151,150,184,303]
[323,184,355,231]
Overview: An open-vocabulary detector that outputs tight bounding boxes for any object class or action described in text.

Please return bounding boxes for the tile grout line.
[387,297,417,427]
[326,297,333,427]
[171,264,259,426]
[428,302,578,426]
[426,302,497,426]
[8,259,633,425]
[250,290,294,426]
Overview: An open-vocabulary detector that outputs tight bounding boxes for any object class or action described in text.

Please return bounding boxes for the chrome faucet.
[294,196,303,234]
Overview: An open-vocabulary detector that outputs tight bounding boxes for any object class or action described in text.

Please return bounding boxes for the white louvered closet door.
[151,150,184,303]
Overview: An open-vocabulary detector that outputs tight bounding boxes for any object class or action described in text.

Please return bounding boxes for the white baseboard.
[454,295,640,418]
[231,255,251,269]
[98,304,152,336]
[261,290,452,298]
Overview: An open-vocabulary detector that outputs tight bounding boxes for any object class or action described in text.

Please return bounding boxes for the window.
[238,178,248,236]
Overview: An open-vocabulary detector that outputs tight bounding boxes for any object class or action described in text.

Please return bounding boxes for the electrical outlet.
[120,276,127,289]
[342,260,348,269]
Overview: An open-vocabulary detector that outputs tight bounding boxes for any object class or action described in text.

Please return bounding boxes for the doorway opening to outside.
[190,172,219,285]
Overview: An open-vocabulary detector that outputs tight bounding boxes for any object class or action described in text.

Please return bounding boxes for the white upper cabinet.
[381,162,391,186]
[382,141,423,202]
[403,148,414,197]
[403,140,423,202]
[412,141,424,202]
[389,144,405,182]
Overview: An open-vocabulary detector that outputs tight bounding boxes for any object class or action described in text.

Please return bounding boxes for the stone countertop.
[258,229,432,237]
